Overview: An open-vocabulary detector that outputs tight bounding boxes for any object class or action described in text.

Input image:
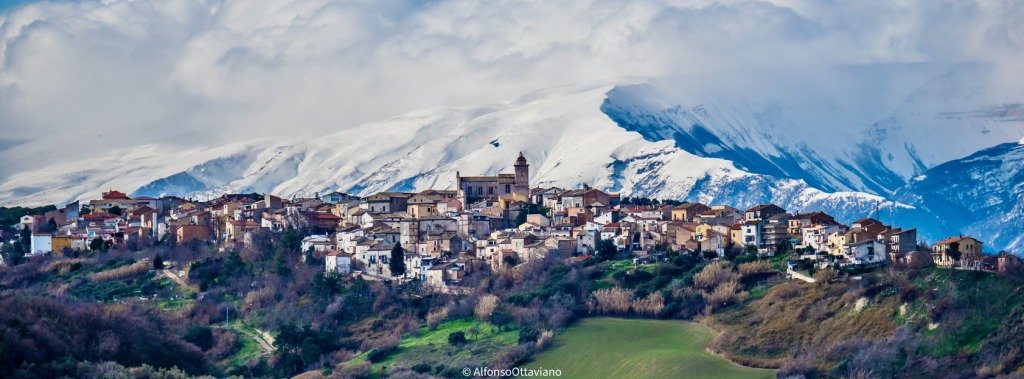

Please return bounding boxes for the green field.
[524,318,774,379]
[345,318,519,376]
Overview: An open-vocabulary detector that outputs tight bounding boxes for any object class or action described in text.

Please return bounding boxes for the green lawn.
[524,318,774,379]
[347,318,519,375]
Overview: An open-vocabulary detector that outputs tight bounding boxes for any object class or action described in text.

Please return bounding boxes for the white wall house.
[741,221,762,248]
[845,239,886,265]
[30,233,52,255]
[302,235,333,252]
[325,252,352,274]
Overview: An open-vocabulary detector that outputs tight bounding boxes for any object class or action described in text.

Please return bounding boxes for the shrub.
[693,263,738,290]
[705,280,742,308]
[814,268,838,284]
[426,307,449,330]
[632,292,665,317]
[207,329,239,360]
[738,260,773,277]
[591,287,634,314]
[88,260,151,282]
[334,362,370,378]
[474,295,499,321]
[184,325,214,351]
[518,327,539,344]
[411,363,432,374]
[536,330,554,349]
[366,346,397,363]
[447,331,467,346]
[490,342,537,369]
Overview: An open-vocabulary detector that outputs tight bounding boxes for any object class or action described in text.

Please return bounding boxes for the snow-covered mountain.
[601,66,1024,195]
[890,142,1024,253]
[1,68,1022,251]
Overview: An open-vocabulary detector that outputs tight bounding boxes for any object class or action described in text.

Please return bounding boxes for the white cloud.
[0,0,1021,174]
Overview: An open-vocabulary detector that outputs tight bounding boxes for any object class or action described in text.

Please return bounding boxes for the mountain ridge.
[1,76,1022,251]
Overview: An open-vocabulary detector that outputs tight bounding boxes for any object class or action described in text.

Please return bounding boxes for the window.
[505,184,511,193]
[477,186,483,195]
[488,187,494,195]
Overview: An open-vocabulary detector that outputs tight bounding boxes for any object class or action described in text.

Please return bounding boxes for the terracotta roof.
[313,212,341,220]
[83,212,119,221]
[561,188,603,197]
[101,190,131,200]
[934,235,980,245]
[130,205,155,217]
[853,217,880,225]
[672,202,708,210]
[746,204,782,212]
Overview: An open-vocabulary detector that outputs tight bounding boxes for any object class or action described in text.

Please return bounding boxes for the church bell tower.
[514,152,529,197]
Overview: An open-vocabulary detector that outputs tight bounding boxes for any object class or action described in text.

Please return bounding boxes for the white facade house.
[741,221,762,248]
[845,239,887,265]
[801,224,845,252]
[30,233,52,255]
[325,252,352,274]
[301,234,334,252]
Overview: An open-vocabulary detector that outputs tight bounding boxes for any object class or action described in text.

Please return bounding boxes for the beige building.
[932,236,983,268]
[671,203,711,222]
[456,153,530,204]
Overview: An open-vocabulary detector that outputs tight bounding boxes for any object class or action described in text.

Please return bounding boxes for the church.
[455,152,530,204]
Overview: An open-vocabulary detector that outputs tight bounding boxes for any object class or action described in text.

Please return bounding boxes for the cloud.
[0,0,1021,174]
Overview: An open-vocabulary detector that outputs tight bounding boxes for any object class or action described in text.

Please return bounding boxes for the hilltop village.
[7,153,1021,286]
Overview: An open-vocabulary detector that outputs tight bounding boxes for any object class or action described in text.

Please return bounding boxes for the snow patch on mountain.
[599,65,1024,196]
[1,76,1022,252]
[892,142,1024,252]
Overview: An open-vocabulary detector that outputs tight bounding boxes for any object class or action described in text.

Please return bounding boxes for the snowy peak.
[893,142,1024,252]
[119,82,741,203]
[1,76,1023,252]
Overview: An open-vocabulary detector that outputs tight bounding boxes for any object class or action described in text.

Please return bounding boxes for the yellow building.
[407,200,440,219]
[729,225,743,250]
[932,236,983,268]
[51,236,85,253]
[671,203,711,222]
[826,232,847,256]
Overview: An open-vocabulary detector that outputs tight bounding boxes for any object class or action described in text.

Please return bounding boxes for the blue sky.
[0,0,38,13]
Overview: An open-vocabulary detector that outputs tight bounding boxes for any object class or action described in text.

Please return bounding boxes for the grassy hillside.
[710,266,1024,377]
[524,318,774,379]
[345,319,519,376]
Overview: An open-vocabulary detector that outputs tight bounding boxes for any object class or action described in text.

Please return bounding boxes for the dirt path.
[159,263,274,354]
[237,326,275,353]
[162,269,191,288]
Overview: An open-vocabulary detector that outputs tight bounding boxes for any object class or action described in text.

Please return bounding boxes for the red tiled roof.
[102,190,131,200]
[934,235,979,246]
[313,212,341,220]
[83,212,118,221]
[131,205,155,217]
